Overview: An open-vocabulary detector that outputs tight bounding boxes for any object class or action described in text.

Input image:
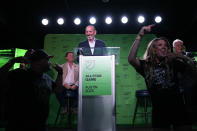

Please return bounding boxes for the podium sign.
[78,55,116,131]
[82,56,112,96]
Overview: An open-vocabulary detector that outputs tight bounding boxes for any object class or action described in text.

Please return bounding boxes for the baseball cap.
[29,49,53,62]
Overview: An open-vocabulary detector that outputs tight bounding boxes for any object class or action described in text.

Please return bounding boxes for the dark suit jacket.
[78,39,106,56]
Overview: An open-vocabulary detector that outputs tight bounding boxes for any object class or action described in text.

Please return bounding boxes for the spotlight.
[102,0,110,3]
[89,17,96,24]
[41,18,49,25]
[154,16,162,23]
[121,16,128,24]
[57,18,64,25]
[105,16,112,24]
[137,15,145,24]
[74,17,81,25]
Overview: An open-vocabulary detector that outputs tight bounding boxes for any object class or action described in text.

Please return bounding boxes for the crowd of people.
[0,24,197,131]
[0,25,106,131]
[128,24,197,130]
[0,49,63,131]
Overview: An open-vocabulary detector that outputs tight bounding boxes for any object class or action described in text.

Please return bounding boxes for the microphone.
[77,48,84,56]
[186,52,193,58]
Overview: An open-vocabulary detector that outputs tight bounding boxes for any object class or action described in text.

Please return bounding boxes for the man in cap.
[5,49,63,131]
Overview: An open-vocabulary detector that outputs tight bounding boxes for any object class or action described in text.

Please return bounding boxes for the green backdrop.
[2,35,197,130]
[44,34,155,127]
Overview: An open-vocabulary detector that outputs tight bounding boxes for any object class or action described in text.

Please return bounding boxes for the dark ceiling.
[0,0,197,51]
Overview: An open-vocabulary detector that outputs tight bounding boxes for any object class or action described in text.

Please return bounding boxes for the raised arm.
[128,24,154,69]
[0,57,28,80]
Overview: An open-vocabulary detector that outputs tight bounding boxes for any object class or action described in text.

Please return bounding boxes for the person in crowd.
[55,51,79,114]
[78,25,106,56]
[0,49,35,78]
[0,56,28,127]
[0,57,27,80]
[0,49,34,126]
[128,24,197,130]
[172,39,185,55]
[0,49,35,79]
[5,49,63,131]
[19,49,35,69]
[173,39,196,65]
[173,38,197,126]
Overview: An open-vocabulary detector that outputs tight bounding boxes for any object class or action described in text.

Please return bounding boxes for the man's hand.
[71,84,78,90]
[63,83,72,89]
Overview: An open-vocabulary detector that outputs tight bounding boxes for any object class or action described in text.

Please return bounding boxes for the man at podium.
[76,26,118,131]
[78,25,106,56]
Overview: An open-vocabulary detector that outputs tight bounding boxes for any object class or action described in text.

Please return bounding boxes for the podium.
[74,47,120,131]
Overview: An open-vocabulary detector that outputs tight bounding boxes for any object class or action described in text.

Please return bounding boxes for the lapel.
[73,63,79,81]
[62,63,68,82]
[85,40,93,56]
[93,40,98,56]
[63,62,78,82]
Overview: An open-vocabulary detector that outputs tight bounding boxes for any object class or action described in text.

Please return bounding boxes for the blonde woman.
[128,25,197,131]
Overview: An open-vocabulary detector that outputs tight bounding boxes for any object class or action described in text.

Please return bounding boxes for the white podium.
[75,47,119,131]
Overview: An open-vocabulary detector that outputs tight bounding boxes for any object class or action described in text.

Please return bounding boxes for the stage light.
[105,16,112,24]
[154,16,162,23]
[41,18,49,25]
[57,18,64,25]
[74,17,81,25]
[89,17,96,24]
[102,0,110,3]
[137,15,145,24]
[121,16,128,24]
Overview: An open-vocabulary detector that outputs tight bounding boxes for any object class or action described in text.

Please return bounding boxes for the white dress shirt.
[64,64,74,85]
[89,40,96,55]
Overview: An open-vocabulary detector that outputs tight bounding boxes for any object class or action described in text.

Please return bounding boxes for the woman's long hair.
[143,37,171,62]
[142,37,174,88]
